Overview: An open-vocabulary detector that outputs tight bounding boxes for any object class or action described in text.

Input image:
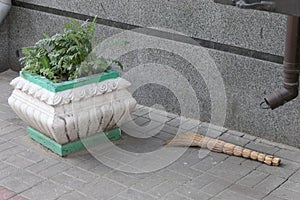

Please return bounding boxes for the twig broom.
[165,132,281,166]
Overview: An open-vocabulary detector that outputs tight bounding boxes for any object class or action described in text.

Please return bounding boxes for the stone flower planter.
[8,69,137,156]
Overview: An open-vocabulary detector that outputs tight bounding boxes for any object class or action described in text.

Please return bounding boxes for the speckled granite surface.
[17,0,286,56]
[0,18,9,72]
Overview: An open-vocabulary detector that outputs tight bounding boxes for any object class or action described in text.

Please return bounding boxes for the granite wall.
[2,0,300,147]
[0,17,9,72]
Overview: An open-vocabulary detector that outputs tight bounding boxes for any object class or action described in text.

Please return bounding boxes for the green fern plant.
[20,17,123,82]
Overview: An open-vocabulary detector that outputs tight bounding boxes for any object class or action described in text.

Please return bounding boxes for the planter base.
[27,127,121,157]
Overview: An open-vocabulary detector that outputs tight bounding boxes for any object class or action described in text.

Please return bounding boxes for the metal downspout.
[263,16,300,109]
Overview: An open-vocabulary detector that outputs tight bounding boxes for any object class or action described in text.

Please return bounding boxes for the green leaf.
[40,56,50,69]
[66,46,79,54]
[112,60,124,71]
[21,47,33,56]
[86,16,97,37]
[43,33,51,39]
[68,18,83,32]
[63,24,74,31]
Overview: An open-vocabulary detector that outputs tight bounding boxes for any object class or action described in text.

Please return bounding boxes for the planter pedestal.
[8,70,136,156]
[27,126,121,157]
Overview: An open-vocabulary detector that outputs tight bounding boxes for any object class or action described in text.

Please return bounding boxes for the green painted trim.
[27,127,62,155]
[27,127,121,156]
[20,69,119,92]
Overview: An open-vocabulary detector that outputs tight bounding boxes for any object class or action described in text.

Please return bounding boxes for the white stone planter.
[8,70,136,154]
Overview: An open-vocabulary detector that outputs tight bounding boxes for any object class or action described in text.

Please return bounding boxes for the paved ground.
[0,70,300,200]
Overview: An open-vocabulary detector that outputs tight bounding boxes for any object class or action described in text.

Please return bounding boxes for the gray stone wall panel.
[18,0,286,56]
[0,18,9,72]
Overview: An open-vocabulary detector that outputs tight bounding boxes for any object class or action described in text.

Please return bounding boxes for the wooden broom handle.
[203,138,281,166]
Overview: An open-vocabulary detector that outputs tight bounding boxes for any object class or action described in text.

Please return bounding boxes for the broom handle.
[202,137,280,166]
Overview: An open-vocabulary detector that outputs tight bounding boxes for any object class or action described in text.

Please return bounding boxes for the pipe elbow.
[264,87,299,110]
